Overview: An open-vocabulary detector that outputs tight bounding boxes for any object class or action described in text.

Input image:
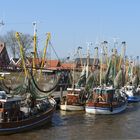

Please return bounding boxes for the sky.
[0,0,140,59]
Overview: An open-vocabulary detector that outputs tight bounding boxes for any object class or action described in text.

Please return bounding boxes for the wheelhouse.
[91,88,115,103]
[0,91,22,122]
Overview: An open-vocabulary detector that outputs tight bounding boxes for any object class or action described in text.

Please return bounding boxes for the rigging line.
[49,41,60,60]
[38,37,46,42]
[30,69,60,94]
[5,21,43,25]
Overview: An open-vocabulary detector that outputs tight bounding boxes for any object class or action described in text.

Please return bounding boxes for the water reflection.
[0,103,140,140]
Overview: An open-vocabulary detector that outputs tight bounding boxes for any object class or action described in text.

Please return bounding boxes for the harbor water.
[0,102,140,140]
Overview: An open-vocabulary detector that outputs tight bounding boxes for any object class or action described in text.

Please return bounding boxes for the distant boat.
[60,59,88,111]
[85,87,127,114]
[0,91,56,135]
[122,85,140,102]
[60,88,86,111]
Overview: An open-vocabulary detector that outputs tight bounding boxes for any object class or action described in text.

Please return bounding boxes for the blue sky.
[0,0,140,59]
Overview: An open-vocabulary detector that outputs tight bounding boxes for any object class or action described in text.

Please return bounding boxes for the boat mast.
[119,42,126,71]
[93,46,99,66]
[77,46,83,68]
[32,21,37,74]
[15,32,28,78]
[86,45,90,79]
[112,47,117,81]
[100,42,103,86]
[103,41,109,66]
[130,56,134,82]
[72,50,77,88]
[136,56,139,76]
[40,32,51,74]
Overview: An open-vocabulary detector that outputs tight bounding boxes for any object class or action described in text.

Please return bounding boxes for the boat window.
[100,90,105,94]
[4,102,19,109]
[0,91,7,99]
[4,102,13,109]
[107,90,110,94]
[107,90,115,94]
[96,89,101,94]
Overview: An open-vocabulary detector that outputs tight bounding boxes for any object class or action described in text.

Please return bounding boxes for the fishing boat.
[122,70,140,102]
[136,85,140,94]
[60,88,86,111]
[85,42,127,114]
[123,53,140,102]
[60,52,89,111]
[122,85,140,102]
[85,87,127,114]
[0,90,56,135]
[0,31,59,135]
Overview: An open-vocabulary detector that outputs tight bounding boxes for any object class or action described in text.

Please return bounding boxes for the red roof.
[61,63,76,69]
[45,60,60,68]
[27,57,41,65]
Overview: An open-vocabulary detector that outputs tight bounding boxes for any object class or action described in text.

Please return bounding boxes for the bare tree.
[1,31,33,58]
[4,31,18,58]
[19,33,33,57]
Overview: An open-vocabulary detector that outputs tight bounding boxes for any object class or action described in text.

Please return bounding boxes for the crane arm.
[41,32,51,69]
[15,32,28,78]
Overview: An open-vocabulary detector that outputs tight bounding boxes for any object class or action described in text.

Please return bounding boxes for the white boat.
[60,88,86,111]
[122,85,140,102]
[60,103,84,111]
[85,87,127,114]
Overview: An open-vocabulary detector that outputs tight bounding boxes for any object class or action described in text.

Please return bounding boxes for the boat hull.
[85,102,127,114]
[123,86,140,102]
[60,88,86,111]
[0,106,55,135]
[60,104,84,111]
[127,96,140,103]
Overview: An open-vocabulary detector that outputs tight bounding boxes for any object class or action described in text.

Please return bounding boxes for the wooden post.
[60,87,63,101]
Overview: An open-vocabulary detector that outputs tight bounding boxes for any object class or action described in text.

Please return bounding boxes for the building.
[75,58,100,69]
[9,58,21,70]
[0,42,10,69]
[44,60,61,70]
